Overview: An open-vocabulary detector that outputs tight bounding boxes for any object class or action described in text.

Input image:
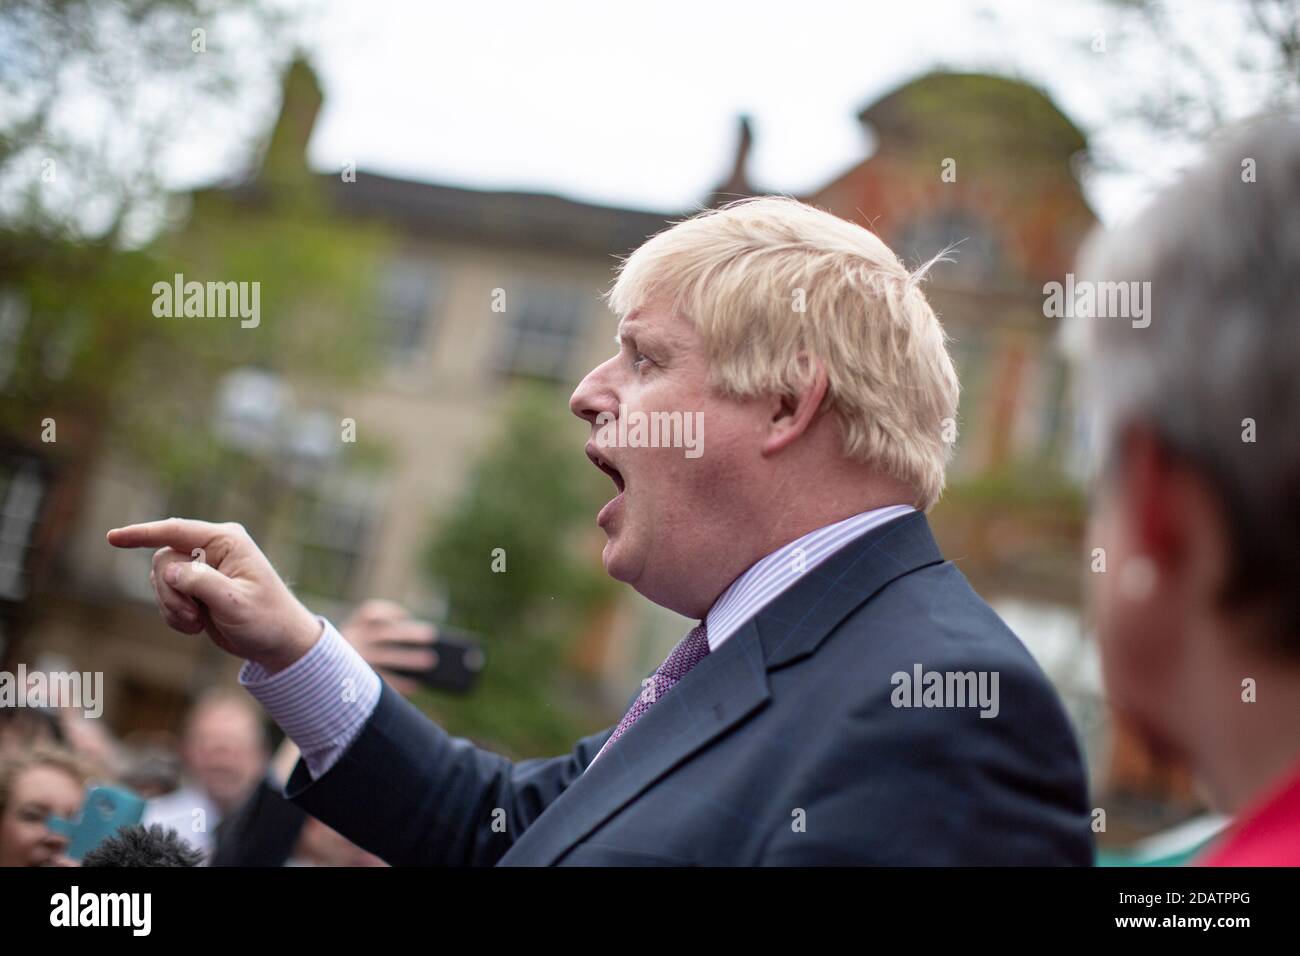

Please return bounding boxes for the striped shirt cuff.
[239,617,382,781]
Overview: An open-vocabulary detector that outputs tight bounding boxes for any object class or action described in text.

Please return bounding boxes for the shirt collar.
[703,503,916,652]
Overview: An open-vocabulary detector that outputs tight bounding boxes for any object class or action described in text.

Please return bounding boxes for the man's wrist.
[239,618,382,781]
[258,606,325,674]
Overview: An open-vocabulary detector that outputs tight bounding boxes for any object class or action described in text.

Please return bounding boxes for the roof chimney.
[707,114,755,206]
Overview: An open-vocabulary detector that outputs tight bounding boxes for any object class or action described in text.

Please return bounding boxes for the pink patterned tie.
[591,622,710,765]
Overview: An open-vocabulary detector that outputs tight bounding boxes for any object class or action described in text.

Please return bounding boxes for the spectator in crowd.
[211,600,432,866]
[143,687,268,860]
[1065,116,1300,866]
[0,707,64,759]
[0,745,88,867]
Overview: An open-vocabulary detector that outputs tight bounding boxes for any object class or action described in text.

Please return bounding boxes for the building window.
[894,209,1001,285]
[0,457,45,602]
[494,281,589,382]
[378,257,441,366]
[283,471,382,604]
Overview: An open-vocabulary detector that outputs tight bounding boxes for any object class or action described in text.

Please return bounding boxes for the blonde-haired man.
[110,197,1091,865]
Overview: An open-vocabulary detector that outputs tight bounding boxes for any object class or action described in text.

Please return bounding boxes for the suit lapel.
[499,622,770,865]
[753,509,945,669]
[497,510,944,866]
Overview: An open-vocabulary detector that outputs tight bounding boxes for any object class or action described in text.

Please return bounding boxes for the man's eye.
[631,350,651,369]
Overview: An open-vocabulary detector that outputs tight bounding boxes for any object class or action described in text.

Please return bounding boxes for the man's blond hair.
[607,196,960,509]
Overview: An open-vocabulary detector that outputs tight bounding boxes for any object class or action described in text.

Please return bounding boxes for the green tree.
[0,0,289,243]
[423,383,621,757]
[0,37,393,670]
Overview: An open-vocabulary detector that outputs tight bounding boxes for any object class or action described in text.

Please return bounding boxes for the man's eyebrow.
[615,328,669,354]
[616,311,682,354]
[615,313,646,345]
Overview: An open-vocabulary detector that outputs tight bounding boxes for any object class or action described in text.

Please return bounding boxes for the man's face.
[183,702,265,813]
[569,301,768,618]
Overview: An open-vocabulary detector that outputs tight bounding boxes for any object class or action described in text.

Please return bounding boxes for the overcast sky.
[160,0,1281,227]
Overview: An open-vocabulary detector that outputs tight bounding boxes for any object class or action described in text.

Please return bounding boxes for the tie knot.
[655,622,710,685]
[589,622,711,767]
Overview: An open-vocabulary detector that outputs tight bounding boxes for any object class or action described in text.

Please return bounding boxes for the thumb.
[164,559,237,610]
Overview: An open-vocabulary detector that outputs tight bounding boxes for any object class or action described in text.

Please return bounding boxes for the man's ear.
[762,353,829,456]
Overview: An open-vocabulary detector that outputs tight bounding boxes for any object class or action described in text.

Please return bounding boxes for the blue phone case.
[48,785,147,861]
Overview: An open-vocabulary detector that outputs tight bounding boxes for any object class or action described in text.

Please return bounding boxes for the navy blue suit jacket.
[285,512,1093,865]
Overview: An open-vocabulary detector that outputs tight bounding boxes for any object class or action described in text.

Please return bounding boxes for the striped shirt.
[241,503,914,780]
[703,503,915,651]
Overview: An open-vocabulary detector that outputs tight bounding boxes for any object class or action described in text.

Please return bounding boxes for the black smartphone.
[388,626,485,694]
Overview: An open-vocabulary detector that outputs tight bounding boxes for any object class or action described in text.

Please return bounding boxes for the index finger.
[106,518,229,552]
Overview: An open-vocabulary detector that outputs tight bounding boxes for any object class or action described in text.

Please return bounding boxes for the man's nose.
[569,358,617,426]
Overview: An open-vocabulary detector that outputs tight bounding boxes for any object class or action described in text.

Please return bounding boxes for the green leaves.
[422,382,619,756]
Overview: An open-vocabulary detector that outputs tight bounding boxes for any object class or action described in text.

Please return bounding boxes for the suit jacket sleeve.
[284,680,614,866]
[211,776,308,867]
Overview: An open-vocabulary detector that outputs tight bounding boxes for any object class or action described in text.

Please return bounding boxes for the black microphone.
[80,824,204,867]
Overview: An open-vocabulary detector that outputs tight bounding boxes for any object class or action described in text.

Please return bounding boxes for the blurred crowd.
[0,600,435,867]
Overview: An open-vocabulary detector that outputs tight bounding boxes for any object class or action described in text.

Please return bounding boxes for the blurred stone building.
[2,59,682,737]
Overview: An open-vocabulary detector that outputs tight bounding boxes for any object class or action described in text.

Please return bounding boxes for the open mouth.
[586,444,625,494]
[586,443,627,530]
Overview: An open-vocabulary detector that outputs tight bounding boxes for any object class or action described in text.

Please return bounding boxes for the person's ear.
[1116,426,1229,607]
[1118,427,1178,570]
[762,353,829,456]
